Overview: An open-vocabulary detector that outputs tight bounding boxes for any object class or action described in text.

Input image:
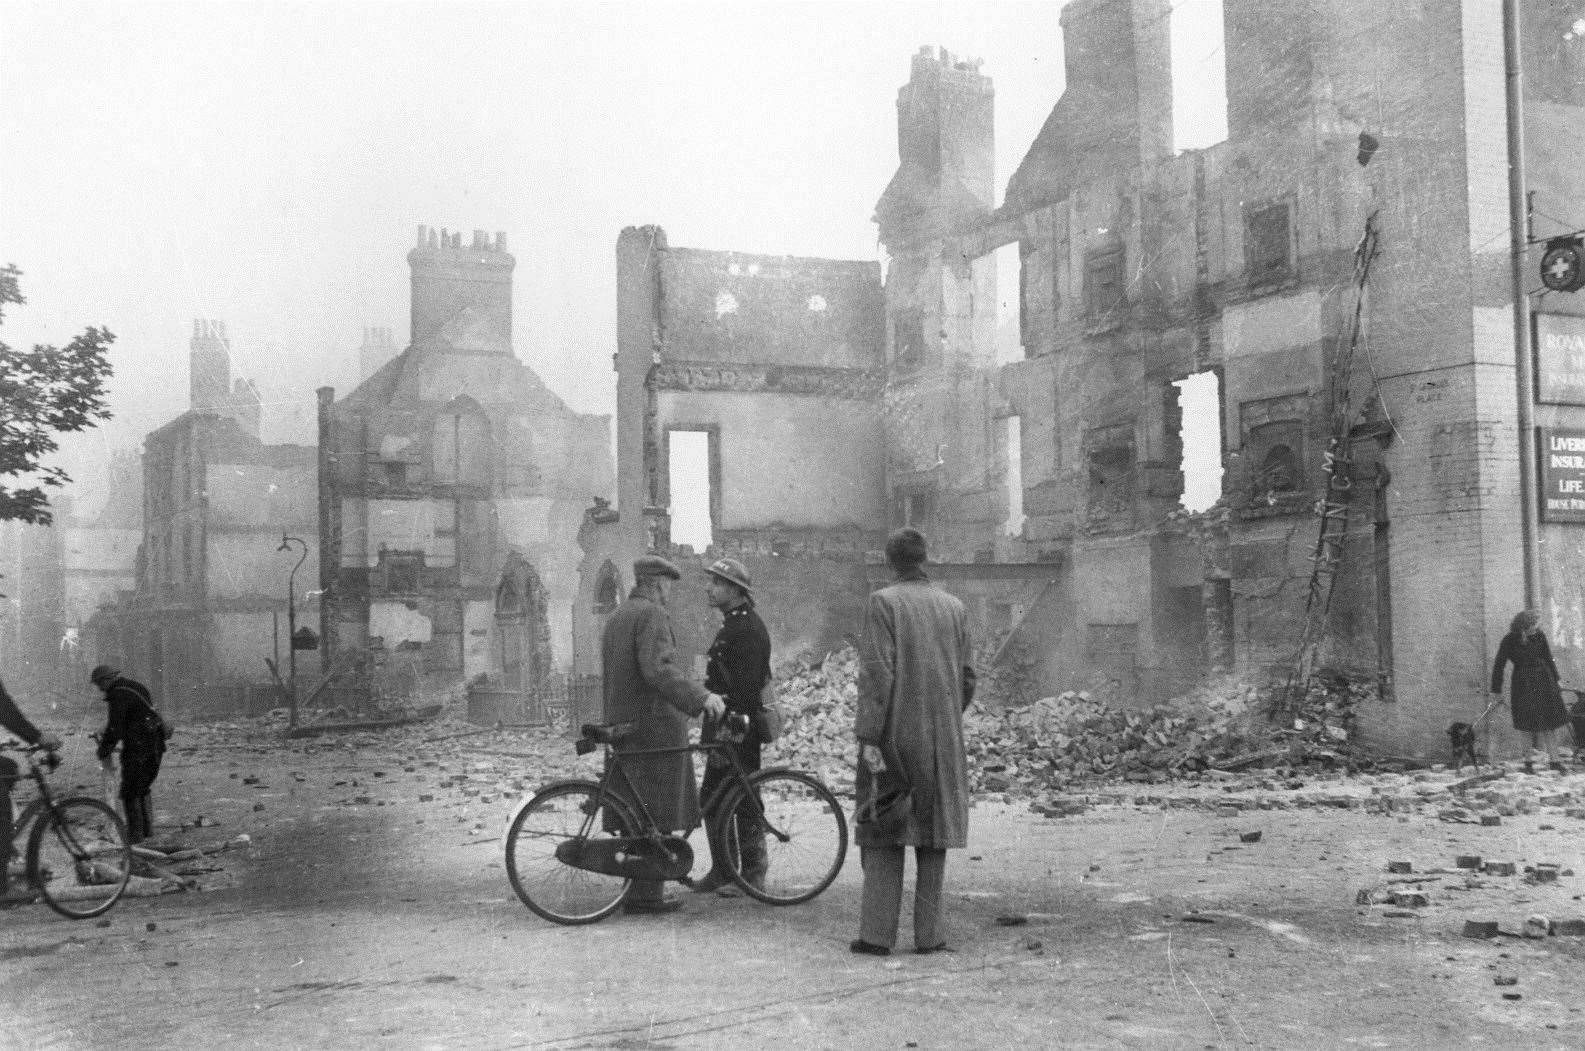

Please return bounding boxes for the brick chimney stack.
[407,224,515,354]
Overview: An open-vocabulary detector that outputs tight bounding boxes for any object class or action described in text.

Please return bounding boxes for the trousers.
[119,751,162,843]
[858,844,947,950]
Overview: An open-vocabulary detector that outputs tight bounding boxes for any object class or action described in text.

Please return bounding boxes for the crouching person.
[90,665,165,844]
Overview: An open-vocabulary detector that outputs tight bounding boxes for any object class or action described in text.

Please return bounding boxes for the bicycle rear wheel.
[27,797,132,920]
[504,782,635,925]
[719,769,847,905]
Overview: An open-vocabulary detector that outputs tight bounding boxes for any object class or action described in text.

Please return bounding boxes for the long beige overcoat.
[854,568,975,849]
[600,581,709,832]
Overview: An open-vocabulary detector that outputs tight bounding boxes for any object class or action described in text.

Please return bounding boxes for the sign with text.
[1536,313,1585,405]
[1540,427,1585,523]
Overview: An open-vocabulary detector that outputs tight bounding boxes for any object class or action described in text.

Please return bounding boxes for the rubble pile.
[773,650,862,794]
[770,648,1373,798]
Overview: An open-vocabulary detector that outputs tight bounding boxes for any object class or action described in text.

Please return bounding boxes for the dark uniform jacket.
[600,581,709,832]
[704,600,771,720]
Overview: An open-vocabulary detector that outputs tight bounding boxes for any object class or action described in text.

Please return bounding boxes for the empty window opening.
[1004,415,1025,536]
[1174,371,1224,512]
[1260,444,1300,492]
[714,291,739,319]
[1171,0,1229,152]
[593,561,621,615]
[1245,201,1293,283]
[994,243,1024,365]
[668,429,713,553]
[893,313,925,372]
[1084,248,1125,319]
[898,489,935,528]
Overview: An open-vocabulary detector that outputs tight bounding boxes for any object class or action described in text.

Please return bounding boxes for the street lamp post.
[277,534,308,729]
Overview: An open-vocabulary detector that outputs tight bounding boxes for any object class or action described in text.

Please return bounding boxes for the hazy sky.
[1,0,1227,503]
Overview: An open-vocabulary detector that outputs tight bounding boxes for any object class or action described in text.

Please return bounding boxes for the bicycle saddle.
[579,722,636,745]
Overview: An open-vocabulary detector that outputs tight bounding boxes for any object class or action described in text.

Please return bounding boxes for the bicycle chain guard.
[555,835,694,881]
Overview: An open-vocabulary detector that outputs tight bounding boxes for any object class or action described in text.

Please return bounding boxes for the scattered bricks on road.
[1463,920,1500,939]
[1555,919,1585,936]
[1494,976,1518,986]
[1387,861,1413,874]
[419,794,434,802]
[1524,915,1553,939]
[1539,794,1570,806]
[995,915,1029,926]
[1455,855,1483,870]
[252,803,265,812]
[1502,993,1523,1001]
[1389,891,1430,908]
[1240,830,1262,843]
[1481,814,1502,826]
[1383,910,1420,918]
[1181,914,1216,924]
[1216,806,1239,818]
[1483,861,1517,876]
[1566,807,1585,819]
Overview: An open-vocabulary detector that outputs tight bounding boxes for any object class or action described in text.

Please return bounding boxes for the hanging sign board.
[1540,427,1585,523]
[1536,313,1585,405]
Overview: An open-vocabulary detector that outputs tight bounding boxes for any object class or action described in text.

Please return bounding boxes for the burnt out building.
[92,321,316,718]
[318,227,613,713]
[591,0,1585,758]
[887,0,1585,754]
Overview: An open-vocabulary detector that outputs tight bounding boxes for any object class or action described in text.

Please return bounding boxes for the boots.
[738,831,769,891]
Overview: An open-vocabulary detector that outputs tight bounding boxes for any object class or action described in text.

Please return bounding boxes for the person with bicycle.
[599,555,726,914]
[0,678,62,901]
[692,556,772,897]
[90,665,166,844]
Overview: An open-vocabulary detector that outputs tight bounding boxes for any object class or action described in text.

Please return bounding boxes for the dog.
[1448,721,1480,772]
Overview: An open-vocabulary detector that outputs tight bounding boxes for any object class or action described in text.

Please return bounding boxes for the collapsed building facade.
[317,227,613,716]
[92,321,318,718]
[583,0,1585,756]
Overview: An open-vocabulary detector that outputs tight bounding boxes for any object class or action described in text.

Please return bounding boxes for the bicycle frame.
[7,753,60,847]
[583,734,781,847]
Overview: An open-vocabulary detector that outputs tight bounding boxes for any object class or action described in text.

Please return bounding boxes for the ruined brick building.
[92,321,317,718]
[584,0,1585,757]
[318,227,612,713]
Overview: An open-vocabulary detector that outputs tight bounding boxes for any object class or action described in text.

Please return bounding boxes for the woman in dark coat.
[1490,610,1569,774]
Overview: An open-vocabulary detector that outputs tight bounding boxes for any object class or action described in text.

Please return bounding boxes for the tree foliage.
[0,265,114,525]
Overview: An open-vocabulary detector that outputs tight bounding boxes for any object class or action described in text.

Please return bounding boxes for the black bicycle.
[4,742,132,919]
[504,714,847,925]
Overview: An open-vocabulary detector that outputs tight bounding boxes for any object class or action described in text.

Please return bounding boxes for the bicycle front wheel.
[27,797,132,920]
[504,782,635,925]
[719,769,847,905]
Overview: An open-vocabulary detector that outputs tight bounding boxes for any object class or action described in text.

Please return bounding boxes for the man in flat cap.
[693,556,772,895]
[599,554,725,914]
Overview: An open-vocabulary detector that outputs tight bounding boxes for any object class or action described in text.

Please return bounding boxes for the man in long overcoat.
[851,528,976,956]
[600,555,724,913]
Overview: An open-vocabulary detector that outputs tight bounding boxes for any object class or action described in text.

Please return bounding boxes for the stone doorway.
[493,552,551,695]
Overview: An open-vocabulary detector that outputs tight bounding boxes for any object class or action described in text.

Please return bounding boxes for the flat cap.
[633,554,682,580]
